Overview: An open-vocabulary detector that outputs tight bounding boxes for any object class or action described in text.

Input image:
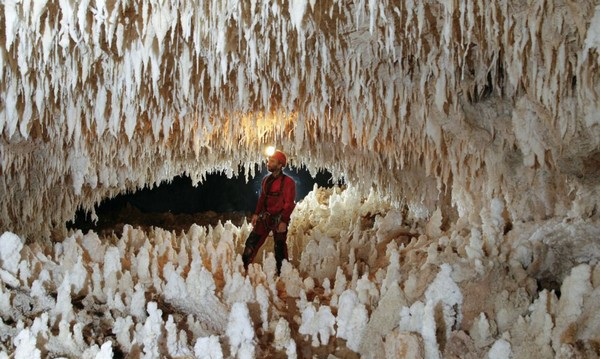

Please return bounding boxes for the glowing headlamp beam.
[265,145,276,156]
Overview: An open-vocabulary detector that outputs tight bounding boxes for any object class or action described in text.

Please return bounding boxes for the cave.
[0,1,599,358]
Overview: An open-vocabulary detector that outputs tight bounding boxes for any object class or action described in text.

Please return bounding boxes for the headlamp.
[265,145,276,156]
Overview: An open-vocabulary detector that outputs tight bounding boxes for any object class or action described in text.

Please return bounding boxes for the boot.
[273,232,288,275]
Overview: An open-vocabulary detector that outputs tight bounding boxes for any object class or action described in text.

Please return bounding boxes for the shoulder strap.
[262,174,288,210]
[262,175,273,209]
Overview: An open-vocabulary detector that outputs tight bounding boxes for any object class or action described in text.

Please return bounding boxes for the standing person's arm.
[252,178,267,226]
[278,177,296,231]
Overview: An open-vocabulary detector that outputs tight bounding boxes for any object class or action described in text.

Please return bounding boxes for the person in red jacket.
[242,150,296,274]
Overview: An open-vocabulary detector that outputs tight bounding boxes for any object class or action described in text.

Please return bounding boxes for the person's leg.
[242,230,268,271]
[273,231,288,275]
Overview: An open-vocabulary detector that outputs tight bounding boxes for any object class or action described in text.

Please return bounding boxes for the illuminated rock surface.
[0,0,598,358]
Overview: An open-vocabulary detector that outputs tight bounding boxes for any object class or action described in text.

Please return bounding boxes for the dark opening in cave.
[67,165,340,235]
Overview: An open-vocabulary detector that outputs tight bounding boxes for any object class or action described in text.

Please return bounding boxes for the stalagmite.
[0,186,595,356]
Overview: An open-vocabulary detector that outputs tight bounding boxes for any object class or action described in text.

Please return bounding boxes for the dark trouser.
[242,230,288,275]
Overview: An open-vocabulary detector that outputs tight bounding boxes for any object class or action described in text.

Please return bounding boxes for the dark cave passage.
[67,166,339,234]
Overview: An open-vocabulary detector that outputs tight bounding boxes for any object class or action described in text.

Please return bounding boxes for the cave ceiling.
[0,0,598,238]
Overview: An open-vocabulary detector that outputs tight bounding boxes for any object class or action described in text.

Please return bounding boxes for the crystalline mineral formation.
[0,0,598,358]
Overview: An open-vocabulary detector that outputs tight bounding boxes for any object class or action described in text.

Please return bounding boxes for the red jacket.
[255,173,296,224]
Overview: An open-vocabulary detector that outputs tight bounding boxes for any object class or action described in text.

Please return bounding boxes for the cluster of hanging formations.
[0,0,598,238]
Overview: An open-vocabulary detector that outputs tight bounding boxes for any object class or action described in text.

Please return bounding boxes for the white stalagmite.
[13,329,40,359]
[0,232,23,275]
[424,264,463,339]
[487,338,512,359]
[551,264,595,353]
[273,317,292,351]
[255,284,270,331]
[335,289,359,341]
[226,302,256,359]
[141,302,164,359]
[194,335,224,359]
[0,186,596,356]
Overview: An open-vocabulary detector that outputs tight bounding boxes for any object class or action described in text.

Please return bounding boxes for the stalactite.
[0,0,597,238]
